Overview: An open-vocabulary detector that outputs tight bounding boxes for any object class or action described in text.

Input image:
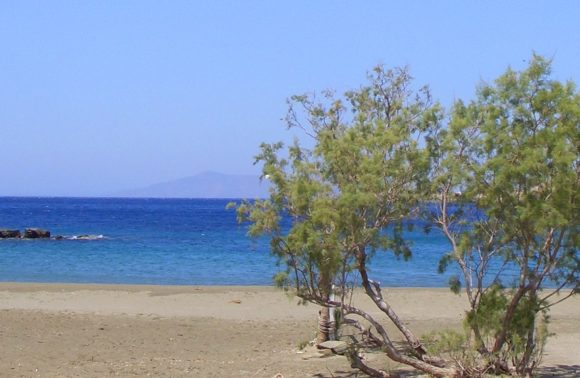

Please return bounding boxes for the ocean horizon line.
[0,195,263,200]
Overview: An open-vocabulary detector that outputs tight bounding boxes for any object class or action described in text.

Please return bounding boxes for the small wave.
[65,234,106,241]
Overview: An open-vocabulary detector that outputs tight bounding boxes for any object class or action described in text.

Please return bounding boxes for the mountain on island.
[112,171,270,199]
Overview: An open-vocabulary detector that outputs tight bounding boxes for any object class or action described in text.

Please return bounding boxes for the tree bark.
[316,274,334,345]
[357,249,427,356]
[340,302,459,377]
[316,305,331,345]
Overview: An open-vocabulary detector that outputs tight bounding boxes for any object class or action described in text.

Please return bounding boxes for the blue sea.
[0,197,506,287]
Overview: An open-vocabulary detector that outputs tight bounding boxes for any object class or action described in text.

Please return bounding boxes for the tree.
[232,56,578,377]
[233,66,457,377]
[429,55,579,375]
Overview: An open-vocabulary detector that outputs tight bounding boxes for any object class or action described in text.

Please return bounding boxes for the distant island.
[111,171,270,199]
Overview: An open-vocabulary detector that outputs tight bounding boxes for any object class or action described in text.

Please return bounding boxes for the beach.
[0,284,578,377]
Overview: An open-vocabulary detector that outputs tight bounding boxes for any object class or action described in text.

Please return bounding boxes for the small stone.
[317,340,348,355]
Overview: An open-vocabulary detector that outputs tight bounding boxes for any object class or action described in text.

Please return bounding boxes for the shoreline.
[1,283,578,377]
[0,281,466,290]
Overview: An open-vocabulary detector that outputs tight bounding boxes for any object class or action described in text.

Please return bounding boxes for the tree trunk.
[316,273,335,345]
[357,251,427,356]
[316,306,331,345]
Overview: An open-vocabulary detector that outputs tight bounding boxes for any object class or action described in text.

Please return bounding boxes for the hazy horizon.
[2,2,579,197]
[0,171,267,199]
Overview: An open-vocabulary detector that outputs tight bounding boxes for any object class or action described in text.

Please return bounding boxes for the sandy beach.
[0,283,578,377]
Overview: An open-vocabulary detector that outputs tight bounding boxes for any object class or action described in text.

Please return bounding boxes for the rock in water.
[0,229,21,238]
[23,228,51,239]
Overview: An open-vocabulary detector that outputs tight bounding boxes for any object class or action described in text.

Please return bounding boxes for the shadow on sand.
[536,364,580,377]
[315,364,580,378]
[314,369,423,378]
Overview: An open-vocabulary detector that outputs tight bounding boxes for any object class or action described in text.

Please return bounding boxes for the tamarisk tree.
[232,56,578,377]
[428,55,579,375]
[232,66,459,377]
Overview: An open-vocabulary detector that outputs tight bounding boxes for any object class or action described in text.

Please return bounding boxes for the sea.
[0,197,512,287]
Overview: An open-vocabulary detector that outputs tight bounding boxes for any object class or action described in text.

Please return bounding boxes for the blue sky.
[1,1,578,196]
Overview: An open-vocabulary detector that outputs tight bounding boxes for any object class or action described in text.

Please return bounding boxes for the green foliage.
[464,287,551,371]
[422,329,486,375]
[231,55,578,376]
[232,65,443,300]
[437,253,453,274]
[273,271,290,288]
[423,329,468,357]
[429,54,579,375]
[448,275,462,294]
[464,285,508,341]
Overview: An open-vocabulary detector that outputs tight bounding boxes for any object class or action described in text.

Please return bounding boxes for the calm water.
[0,197,502,287]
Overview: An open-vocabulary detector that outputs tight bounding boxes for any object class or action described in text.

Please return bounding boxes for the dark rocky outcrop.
[0,229,21,238]
[0,229,103,241]
[23,228,51,239]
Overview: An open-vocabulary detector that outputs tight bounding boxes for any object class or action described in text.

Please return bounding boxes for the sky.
[1,1,578,197]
